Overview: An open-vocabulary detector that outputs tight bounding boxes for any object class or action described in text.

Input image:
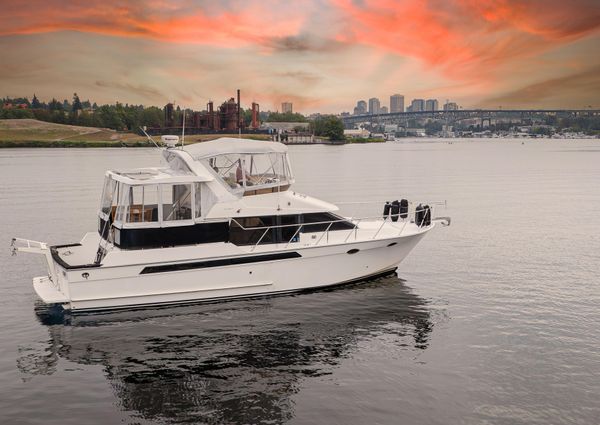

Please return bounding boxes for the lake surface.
[1,139,599,425]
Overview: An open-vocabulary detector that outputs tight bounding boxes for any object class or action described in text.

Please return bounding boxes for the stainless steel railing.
[230,200,444,251]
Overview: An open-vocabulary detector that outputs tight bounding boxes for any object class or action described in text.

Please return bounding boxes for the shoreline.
[0,140,155,148]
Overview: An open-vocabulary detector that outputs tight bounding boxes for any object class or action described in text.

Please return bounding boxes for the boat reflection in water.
[20,275,433,424]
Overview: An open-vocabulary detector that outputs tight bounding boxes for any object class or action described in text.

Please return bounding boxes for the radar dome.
[161,135,179,148]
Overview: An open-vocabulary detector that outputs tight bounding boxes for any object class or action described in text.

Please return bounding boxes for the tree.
[31,94,41,109]
[312,115,344,141]
[72,93,83,112]
[48,98,63,112]
[265,111,307,122]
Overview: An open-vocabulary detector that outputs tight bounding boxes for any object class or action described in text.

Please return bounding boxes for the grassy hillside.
[0,119,149,147]
[0,119,271,147]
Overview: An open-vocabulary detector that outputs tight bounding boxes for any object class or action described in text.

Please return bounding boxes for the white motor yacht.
[13,137,450,312]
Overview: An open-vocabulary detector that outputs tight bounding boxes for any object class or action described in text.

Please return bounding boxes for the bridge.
[342,109,600,128]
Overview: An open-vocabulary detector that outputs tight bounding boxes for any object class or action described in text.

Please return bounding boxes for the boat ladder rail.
[11,237,59,286]
[11,237,48,256]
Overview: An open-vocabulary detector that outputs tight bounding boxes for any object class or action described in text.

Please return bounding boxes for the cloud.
[0,0,305,47]
[95,80,165,101]
[331,0,600,79]
[481,65,600,108]
[0,0,599,110]
[259,34,344,53]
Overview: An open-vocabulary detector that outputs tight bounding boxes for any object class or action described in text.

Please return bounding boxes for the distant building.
[425,99,439,111]
[410,99,425,112]
[406,105,413,112]
[354,100,367,115]
[380,106,388,114]
[344,128,370,138]
[368,97,381,115]
[443,102,459,111]
[262,122,310,132]
[281,102,293,113]
[390,94,404,113]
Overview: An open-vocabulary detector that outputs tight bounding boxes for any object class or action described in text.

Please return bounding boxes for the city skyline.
[1,0,599,113]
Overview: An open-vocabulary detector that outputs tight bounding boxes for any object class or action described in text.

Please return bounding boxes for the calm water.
[1,139,599,425]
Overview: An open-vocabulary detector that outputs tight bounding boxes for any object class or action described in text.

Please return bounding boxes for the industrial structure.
[154,90,262,135]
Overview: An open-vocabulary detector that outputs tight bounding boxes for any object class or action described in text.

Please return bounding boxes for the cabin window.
[100,177,117,216]
[244,153,291,187]
[205,154,245,190]
[204,152,293,195]
[161,184,192,221]
[302,213,356,232]
[125,185,159,223]
[194,182,202,219]
[228,214,352,246]
[229,216,275,245]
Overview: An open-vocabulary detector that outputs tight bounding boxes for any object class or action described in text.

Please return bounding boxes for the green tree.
[312,115,344,141]
[72,93,83,113]
[31,94,41,109]
[48,98,63,112]
[265,111,307,122]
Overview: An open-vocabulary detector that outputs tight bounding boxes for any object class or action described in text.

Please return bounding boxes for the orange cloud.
[331,0,600,79]
[0,0,304,47]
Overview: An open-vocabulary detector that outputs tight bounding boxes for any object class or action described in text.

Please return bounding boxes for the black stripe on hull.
[140,251,302,274]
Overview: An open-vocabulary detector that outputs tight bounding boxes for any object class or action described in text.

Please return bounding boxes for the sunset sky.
[1,0,599,113]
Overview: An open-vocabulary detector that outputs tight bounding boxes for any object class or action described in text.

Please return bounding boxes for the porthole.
[347,248,360,254]
[387,242,397,247]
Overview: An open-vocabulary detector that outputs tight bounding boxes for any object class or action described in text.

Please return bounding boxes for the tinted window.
[302,213,355,232]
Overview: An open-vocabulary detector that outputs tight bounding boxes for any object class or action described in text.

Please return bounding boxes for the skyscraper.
[380,106,388,114]
[425,99,439,111]
[354,100,367,115]
[368,97,381,114]
[443,102,459,111]
[390,94,404,113]
[281,102,293,113]
[410,99,425,112]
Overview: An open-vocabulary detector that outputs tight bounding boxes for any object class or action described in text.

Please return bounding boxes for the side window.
[161,184,192,221]
[302,213,355,232]
[229,216,275,245]
[194,183,202,219]
[126,185,159,223]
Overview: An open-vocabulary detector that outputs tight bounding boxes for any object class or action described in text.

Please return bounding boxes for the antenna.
[181,107,185,148]
[140,126,161,149]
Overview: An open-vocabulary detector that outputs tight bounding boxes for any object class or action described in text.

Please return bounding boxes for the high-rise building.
[425,99,439,111]
[281,102,293,113]
[380,106,388,114]
[368,97,381,114]
[443,102,458,111]
[410,99,425,112]
[390,94,404,113]
[354,100,367,115]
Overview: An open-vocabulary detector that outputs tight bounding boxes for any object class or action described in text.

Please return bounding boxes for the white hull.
[33,228,430,312]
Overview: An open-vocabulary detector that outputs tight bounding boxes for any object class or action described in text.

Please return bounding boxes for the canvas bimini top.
[183,137,288,160]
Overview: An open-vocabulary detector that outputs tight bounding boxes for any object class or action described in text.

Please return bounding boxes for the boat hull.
[34,230,430,312]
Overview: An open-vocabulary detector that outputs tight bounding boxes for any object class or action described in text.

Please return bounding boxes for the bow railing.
[230,200,448,252]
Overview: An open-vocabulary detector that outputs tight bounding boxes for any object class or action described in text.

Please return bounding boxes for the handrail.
[230,201,441,251]
[333,199,447,206]
[231,216,360,231]
[230,211,415,232]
